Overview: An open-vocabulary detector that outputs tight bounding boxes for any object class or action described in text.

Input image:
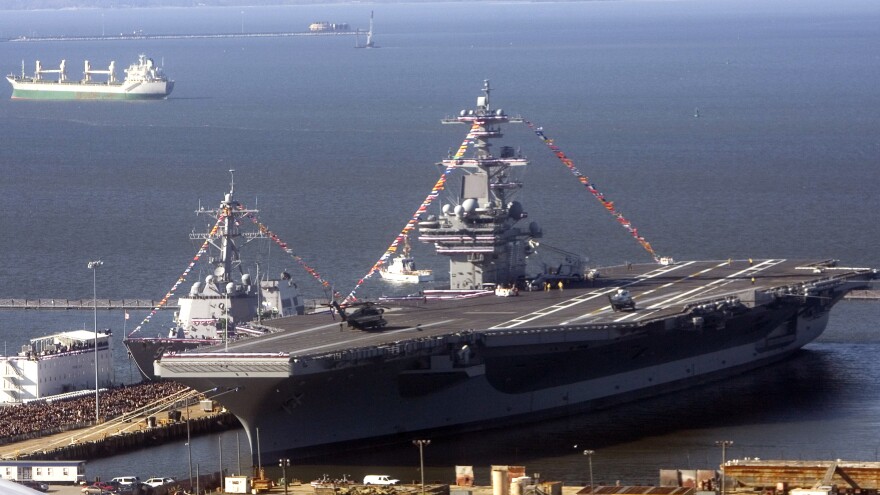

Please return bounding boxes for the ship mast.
[419,80,538,290]
[190,169,261,290]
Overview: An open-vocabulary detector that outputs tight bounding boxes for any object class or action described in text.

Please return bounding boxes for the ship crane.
[83,60,117,83]
[34,60,67,82]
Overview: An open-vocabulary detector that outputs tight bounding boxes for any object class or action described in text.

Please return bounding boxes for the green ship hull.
[10,88,171,100]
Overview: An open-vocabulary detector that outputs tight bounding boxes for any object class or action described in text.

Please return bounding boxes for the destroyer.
[7,54,173,100]
[123,172,305,381]
[156,83,876,459]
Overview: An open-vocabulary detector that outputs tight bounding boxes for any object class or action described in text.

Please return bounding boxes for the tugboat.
[379,236,434,283]
[123,171,305,381]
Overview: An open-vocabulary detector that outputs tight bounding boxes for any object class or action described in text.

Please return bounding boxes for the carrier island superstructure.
[155,83,877,460]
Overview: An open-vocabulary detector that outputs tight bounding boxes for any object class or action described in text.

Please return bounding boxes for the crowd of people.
[0,381,189,444]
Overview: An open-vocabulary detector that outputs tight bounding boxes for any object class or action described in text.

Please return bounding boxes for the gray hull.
[157,261,866,459]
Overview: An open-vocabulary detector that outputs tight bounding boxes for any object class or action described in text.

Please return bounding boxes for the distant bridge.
[0,299,177,310]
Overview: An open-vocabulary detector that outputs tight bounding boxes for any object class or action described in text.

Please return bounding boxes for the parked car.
[111,477,141,487]
[144,477,175,487]
[363,475,399,485]
[15,479,50,492]
[81,481,119,494]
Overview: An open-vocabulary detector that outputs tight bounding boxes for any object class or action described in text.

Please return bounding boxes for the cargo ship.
[6,54,173,100]
[123,171,305,381]
[155,82,877,460]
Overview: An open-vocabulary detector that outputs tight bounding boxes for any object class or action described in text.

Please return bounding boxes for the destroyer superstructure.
[7,54,173,100]
[124,172,304,380]
[156,83,877,461]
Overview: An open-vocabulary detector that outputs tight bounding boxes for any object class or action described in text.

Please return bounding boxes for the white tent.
[0,478,44,494]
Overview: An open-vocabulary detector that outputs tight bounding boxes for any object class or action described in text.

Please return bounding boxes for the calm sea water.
[0,0,878,485]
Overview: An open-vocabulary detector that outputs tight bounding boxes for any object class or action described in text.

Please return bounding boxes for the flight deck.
[211,258,865,360]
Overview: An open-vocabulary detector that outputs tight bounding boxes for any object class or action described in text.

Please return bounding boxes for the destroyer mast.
[419,80,540,289]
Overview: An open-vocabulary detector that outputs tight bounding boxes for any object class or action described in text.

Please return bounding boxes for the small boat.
[379,236,433,283]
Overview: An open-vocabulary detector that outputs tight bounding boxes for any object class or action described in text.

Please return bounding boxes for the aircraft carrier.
[155,82,877,460]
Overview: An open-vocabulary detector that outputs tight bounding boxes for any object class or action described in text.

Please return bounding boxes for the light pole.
[237,431,242,475]
[413,439,431,495]
[219,434,224,485]
[187,400,193,489]
[582,450,595,493]
[279,458,290,495]
[715,440,733,495]
[87,260,102,423]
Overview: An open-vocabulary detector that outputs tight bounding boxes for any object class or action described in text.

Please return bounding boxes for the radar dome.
[242,274,251,285]
[226,282,235,294]
[529,221,543,237]
[189,282,203,296]
[462,198,478,212]
[442,204,452,215]
[454,204,465,217]
[508,201,524,220]
[205,275,215,285]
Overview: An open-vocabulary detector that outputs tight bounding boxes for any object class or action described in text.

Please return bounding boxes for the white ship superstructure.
[1,330,113,404]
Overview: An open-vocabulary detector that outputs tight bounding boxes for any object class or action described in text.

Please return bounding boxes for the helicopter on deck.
[330,301,388,330]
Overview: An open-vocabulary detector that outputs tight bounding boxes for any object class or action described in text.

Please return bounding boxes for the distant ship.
[379,236,434,283]
[123,171,305,381]
[156,82,877,460]
[309,22,350,32]
[6,54,173,100]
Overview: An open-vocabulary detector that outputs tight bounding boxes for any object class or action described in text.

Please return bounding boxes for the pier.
[0,298,174,310]
[844,289,880,300]
[3,30,366,43]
